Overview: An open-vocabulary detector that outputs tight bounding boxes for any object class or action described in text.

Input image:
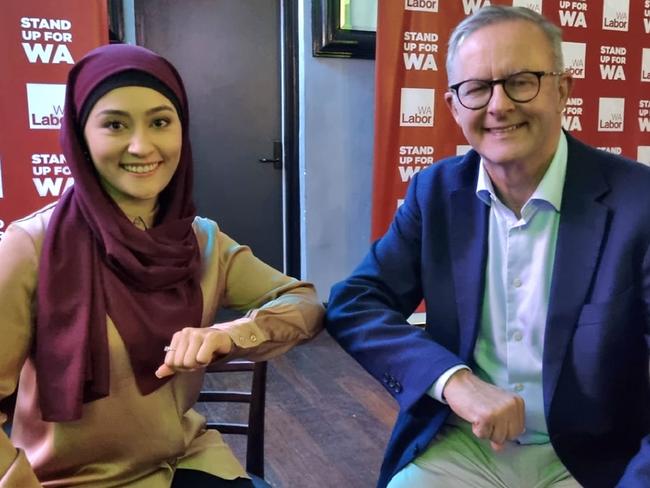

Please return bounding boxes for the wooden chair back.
[199,360,267,479]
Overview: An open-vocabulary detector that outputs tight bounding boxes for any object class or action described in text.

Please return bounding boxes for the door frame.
[108,0,301,277]
[281,0,301,278]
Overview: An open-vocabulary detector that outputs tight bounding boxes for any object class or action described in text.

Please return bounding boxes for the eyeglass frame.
[448,70,565,110]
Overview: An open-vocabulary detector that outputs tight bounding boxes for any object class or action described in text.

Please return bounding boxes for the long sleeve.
[325,172,465,413]
[0,212,321,487]
[195,217,324,361]
[0,225,41,486]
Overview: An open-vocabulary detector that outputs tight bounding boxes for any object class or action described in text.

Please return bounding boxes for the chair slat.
[206,422,249,435]
[198,391,251,402]
[199,360,267,479]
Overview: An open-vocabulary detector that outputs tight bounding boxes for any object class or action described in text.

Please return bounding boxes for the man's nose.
[487,83,515,113]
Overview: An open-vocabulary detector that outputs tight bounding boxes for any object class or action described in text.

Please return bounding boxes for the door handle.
[258,140,282,170]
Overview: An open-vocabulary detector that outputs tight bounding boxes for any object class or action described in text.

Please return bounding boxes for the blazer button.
[413,443,420,455]
[394,383,402,393]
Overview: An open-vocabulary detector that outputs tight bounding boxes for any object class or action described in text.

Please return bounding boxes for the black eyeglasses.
[449,71,564,110]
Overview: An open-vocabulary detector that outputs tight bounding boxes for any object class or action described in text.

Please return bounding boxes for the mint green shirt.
[473,132,568,444]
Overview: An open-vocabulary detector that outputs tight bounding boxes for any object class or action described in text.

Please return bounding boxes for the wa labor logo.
[602,0,629,31]
[642,49,650,83]
[26,83,66,130]
[404,0,439,12]
[598,97,625,132]
[400,88,434,127]
[562,42,586,78]
[512,0,542,13]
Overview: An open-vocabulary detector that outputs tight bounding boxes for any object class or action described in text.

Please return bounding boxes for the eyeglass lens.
[458,72,541,109]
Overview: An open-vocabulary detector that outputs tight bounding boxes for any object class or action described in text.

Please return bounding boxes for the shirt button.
[250,334,257,342]
[512,330,523,342]
[513,278,522,288]
[514,383,524,392]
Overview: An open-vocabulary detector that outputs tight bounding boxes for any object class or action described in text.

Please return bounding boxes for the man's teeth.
[121,162,159,173]
[490,124,522,133]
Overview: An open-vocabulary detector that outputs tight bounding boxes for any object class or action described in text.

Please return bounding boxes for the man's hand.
[443,369,525,451]
[155,326,234,378]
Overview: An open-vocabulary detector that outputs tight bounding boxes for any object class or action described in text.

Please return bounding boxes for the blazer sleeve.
[616,242,650,486]
[208,228,324,362]
[326,171,465,413]
[0,225,41,486]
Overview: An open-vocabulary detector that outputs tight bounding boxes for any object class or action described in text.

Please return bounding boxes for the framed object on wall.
[108,0,124,42]
[312,0,376,59]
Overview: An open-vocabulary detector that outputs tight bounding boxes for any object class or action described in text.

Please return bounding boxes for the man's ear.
[557,73,574,113]
[444,91,462,126]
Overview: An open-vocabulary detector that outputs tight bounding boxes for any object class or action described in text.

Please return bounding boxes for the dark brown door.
[135,0,284,270]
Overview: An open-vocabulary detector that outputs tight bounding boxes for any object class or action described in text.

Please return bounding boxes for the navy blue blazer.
[326,135,650,488]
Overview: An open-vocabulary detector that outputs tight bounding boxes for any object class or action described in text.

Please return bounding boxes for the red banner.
[372,0,650,240]
[0,0,108,238]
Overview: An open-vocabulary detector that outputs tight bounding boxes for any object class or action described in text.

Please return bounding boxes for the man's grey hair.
[446,6,565,82]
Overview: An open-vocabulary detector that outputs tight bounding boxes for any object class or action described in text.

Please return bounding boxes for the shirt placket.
[503,206,529,397]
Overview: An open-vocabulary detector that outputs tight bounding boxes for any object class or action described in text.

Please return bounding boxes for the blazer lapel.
[449,157,489,361]
[543,139,610,414]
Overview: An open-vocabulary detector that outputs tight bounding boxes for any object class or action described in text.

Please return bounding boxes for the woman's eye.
[152,118,171,128]
[104,120,126,130]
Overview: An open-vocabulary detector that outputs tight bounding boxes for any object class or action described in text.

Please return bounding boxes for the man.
[326,6,650,488]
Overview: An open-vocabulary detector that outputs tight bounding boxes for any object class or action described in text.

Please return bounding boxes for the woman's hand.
[155,326,234,378]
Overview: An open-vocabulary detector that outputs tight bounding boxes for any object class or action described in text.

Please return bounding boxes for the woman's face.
[83,85,182,214]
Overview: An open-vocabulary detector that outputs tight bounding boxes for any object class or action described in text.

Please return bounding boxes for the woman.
[0,44,323,487]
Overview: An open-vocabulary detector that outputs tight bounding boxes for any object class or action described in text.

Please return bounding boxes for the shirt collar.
[122,203,159,230]
[475,131,568,212]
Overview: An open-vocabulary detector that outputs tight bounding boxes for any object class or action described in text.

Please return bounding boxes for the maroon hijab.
[35,44,203,421]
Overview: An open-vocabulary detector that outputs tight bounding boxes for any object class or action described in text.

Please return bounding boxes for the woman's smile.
[120,161,162,174]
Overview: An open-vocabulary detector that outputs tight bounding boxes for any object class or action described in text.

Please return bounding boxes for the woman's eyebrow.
[94,105,175,118]
[145,105,176,116]
[94,109,130,118]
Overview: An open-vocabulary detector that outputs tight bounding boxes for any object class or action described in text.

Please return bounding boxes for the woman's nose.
[127,129,155,156]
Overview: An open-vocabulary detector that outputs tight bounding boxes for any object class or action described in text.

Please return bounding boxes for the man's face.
[444,20,572,170]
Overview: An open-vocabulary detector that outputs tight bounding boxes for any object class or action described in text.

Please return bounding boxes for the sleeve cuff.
[427,365,471,404]
[210,317,266,351]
